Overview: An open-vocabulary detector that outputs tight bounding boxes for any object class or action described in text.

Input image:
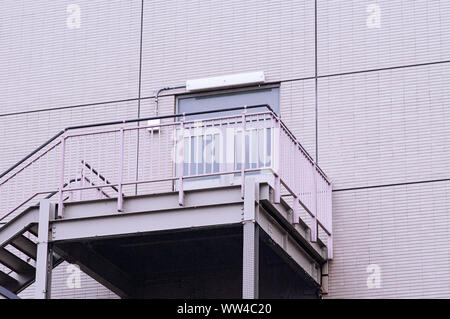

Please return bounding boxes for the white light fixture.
[186,71,265,92]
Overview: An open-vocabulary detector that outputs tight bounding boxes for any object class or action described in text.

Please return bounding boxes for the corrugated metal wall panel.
[0,1,141,115]
[2,0,449,299]
[280,79,316,159]
[140,0,316,94]
[326,181,450,298]
[318,64,450,190]
[317,0,450,75]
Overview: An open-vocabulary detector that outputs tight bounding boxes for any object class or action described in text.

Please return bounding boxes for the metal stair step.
[0,285,20,299]
[29,225,38,237]
[0,270,18,292]
[0,248,35,275]
[10,236,37,260]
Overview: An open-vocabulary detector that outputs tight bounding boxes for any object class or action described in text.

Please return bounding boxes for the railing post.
[311,163,318,242]
[178,114,185,206]
[35,199,54,299]
[57,134,66,219]
[273,116,281,204]
[117,127,125,212]
[327,182,333,259]
[243,177,259,299]
[0,185,3,218]
[241,106,247,199]
[292,142,300,224]
[79,162,85,201]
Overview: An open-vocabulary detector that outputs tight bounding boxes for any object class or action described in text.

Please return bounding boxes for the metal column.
[35,199,54,299]
[242,177,259,299]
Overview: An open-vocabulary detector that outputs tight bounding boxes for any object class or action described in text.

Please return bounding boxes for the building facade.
[1,0,450,298]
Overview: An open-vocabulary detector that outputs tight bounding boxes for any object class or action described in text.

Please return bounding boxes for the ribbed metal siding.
[0,1,141,115]
[327,181,450,298]
[3,0,450,299]
[317,0,450,75]
[140,0,316,93]
[280,79,316,159]
[317,1,450,298]
[318,64,450,190]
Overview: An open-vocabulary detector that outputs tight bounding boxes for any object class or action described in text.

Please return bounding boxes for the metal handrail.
[0,105,273,180]
[0,105,332,257]
[0,104,328,183]
[0,164,113,223]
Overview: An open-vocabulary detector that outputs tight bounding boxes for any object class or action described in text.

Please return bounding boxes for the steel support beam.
[258,183,328,263]
[55,243,135,298]
[0,206,38,247]
[34,200,54,299]
[321,262,329,295]
[51,204,243,242]
[256,206,321,284]
[61,185,243,220]
[242,222,259,299]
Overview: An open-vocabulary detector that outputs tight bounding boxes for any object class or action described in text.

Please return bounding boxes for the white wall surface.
[1,0,449,299]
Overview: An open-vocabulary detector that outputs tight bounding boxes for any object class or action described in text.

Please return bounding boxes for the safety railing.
[0,105,332,258]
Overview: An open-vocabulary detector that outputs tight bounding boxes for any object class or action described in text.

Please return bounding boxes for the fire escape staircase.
[0,162,116,295]
[0,105,333,298]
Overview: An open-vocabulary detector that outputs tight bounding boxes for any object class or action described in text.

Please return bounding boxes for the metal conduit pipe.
[154,85,186,116]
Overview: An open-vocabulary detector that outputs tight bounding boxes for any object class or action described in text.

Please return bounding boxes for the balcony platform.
[0,175,329,298]
[44,176,326,298]
[0,106,332,298]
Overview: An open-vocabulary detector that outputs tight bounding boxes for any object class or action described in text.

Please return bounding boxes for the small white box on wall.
[147,119,161,132]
